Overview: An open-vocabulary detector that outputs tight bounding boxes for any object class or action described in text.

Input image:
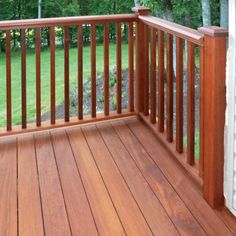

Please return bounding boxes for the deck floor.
[0,117,236,236]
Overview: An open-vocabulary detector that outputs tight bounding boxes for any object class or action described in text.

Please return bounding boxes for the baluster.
[6,30,12,131]
[187,42,195,165]
[116,22,122,114]
[35,28,41,127]
[166,33,173,142]
[50,27,56,125]
[78,25,83,120]
[64,26,70,122]
[150,28,157,124]
[176,37,184,153]
[91,24,96,118]
[128,22,134,112]
[21,29,27,129]
[104,23,109,116]
[158,30,164,132]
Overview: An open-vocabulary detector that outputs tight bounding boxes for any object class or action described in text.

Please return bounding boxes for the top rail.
[139,15,204,46]
[0,14,137,30]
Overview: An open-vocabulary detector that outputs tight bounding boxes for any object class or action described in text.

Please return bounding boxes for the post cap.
[198,26,228,37]
[132,6,151,16]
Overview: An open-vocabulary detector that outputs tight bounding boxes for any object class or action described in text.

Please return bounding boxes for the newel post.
[198,26,228,208]
[132,7,150,114]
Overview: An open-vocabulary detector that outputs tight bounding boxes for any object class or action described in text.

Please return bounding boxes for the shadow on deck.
[0,117,235,236]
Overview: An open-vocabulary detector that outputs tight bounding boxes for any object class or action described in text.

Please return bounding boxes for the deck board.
[0,117,235,236]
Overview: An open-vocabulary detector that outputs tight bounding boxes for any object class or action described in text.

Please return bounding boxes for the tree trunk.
[220,0,228,28]
[201,0,211,26]
[134,0,141,7]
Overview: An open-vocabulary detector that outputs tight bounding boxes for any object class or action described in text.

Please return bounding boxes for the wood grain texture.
[35,28,41,127]
[51,130,98,236]
[78,25,83,120]
[0,138,17,236]
[6,30,12,131]
[35,132,71,236]
[128,22,134,112]
[91,24,96,118]
[158,30,165,132]
[84,125,153,236]
[116,22,122,114]
[104,23,109,116]
[21,29,27,129]
[50,27,56,125]
[64,26,70,122]
[176,37,184,153]
[187,42,195,165]
[150,28,157,124]
[67,127,125,235]
[18,135,44,236]
[114,120,206,236]
[166,33,173,142]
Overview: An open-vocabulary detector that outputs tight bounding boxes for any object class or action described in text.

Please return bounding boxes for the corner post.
[132,7,150,115]
[198,26,228,208]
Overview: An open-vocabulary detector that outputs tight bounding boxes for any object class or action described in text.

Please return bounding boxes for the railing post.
[198,26,228,208]
[132,7,150,114]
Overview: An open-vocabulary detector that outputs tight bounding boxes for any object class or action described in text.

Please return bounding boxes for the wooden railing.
[133,6,227,208]
[0,14,137,135]
[0,7,228,209]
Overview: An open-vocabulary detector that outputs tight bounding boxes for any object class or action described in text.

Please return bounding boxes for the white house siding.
[225,0,236,216]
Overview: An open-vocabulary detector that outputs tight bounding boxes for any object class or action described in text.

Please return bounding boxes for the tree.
[201,0,211,26]
[220,0,228,28]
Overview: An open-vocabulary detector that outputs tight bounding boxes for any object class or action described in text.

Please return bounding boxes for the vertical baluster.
[158,30,164,132]
[150,28,157,124]
[176,37,184,153]
[6,30,12,131]
[104,23,109,116]
[21,29,27,129]
[64,26,70,122]
[116,22,122,114]
[91,24,96,118]
[128,22,134,112]
[199,46,204,177]
[166,33,173,142]
[78,25,83,120]
[35,28,41,127]
[143,24,149,116]
[50,27,56,125]
[187,41,195,165]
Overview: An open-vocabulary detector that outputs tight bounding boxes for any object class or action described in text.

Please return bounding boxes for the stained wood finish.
[158,30,165,132]
[6,30,12,131]
[64,26,70,122]
[143,24,149,116]
[91,24,96,118]
[166,33,174,142]
[50,27,56,125]
[78,25,83,120]
[21,29,27,129]
[18,135,44,236]
[187,42,195,165]
[35,28,41,127]
[128,22,134,112]
[150,28,157,124]
[0,118,234,236]
[0,138,17,236]
[104,23,109,116]
[176,37,184,153]
[116,22,122,114]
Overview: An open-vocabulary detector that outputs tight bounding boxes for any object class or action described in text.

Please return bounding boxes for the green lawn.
[0,43,129,127]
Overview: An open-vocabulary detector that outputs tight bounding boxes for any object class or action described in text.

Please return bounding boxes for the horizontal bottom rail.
[138,113,203,189]
[0,110,136,138]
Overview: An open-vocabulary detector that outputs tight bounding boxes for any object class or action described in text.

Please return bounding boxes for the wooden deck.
[0,117,236,236]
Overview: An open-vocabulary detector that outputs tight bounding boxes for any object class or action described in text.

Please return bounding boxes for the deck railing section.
[133,7,228,208]
[0,8,228,209]
[0,14,137,135]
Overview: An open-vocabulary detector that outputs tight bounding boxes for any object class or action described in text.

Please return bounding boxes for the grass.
[0,43,129,127]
